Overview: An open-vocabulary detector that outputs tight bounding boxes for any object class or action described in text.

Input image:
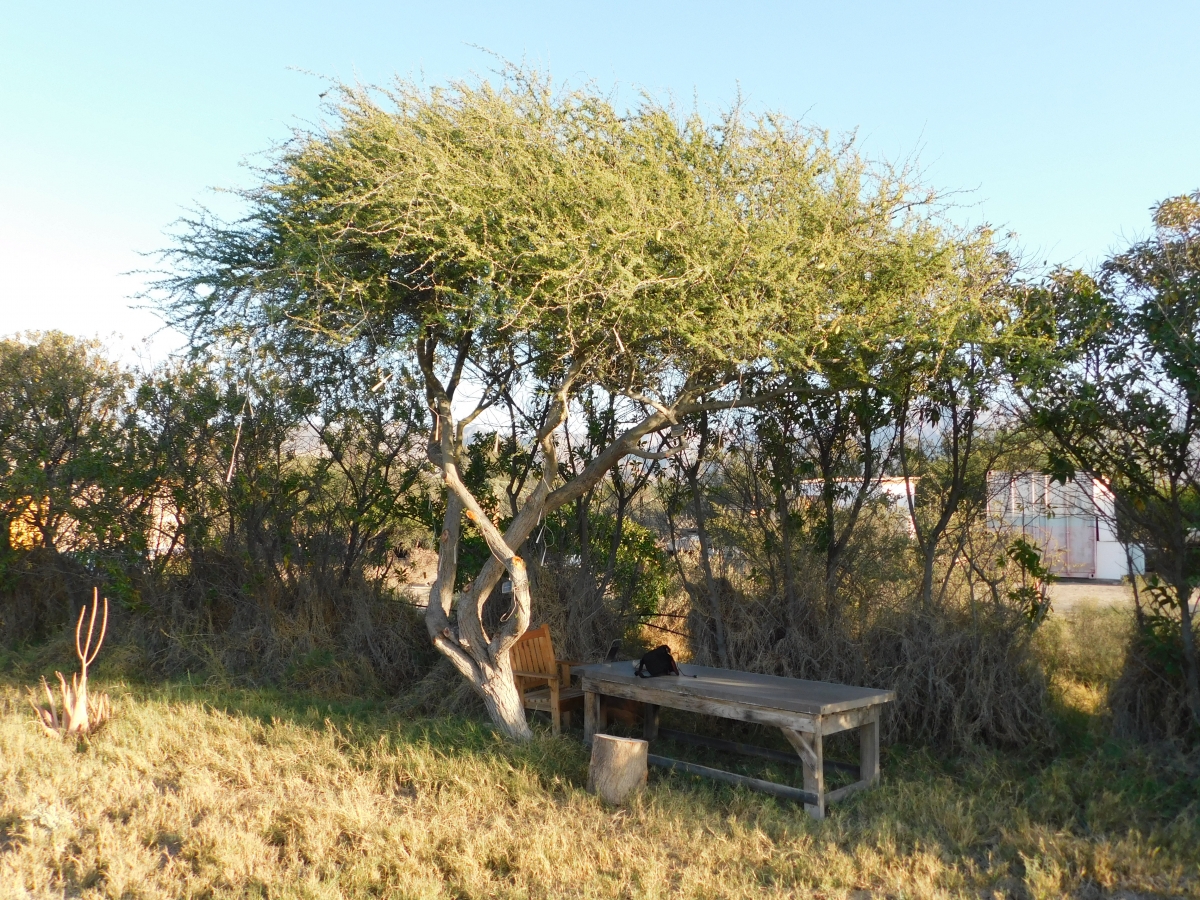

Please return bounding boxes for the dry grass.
[1037,607,1131,693]
[0,670,1196,899]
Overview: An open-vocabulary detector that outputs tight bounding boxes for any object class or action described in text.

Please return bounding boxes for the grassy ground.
[1,610,1197,898]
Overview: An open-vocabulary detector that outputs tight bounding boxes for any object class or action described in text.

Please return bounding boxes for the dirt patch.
[1049,581,1136,615]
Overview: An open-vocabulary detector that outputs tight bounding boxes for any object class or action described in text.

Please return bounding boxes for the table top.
[577,662,895,717]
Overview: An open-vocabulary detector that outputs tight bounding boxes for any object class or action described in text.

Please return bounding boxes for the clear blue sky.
[2,1,1197,362]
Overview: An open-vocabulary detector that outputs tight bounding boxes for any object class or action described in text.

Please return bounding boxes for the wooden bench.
[511,623,583,735]
[576,661,895,818]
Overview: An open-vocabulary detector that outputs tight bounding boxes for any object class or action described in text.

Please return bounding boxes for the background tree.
[897,244,1015,609]
[1021,191,1200,732]
[540,389,669,657]
[0,332,146,566]
[754,350,906,617]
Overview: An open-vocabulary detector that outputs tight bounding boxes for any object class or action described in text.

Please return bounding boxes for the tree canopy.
[159,70,1004,737]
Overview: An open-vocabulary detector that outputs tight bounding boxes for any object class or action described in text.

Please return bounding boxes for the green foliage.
[0,332,148,571]
[1138,610,1184,682]
[1022,188,1200,730]
[1130,575,1189,683]
[157,68,987,478]
[1005,536,1055,624]
[586,513,669,622]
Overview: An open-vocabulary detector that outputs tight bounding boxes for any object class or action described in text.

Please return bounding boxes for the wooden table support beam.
[656,728,859,774]
[583,690,603,743]
[782,727,824,818]
[643,703,660,741]
[859,712,880,784]
[647,754,819,806]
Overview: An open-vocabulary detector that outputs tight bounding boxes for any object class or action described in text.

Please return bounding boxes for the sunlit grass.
[1,663,1197,899]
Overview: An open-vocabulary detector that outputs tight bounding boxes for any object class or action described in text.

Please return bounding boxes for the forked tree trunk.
[778,487,798,613]
[416,333,562,741]
[425,490,538,742]
[415,337,738,739]
[477,654,530,740]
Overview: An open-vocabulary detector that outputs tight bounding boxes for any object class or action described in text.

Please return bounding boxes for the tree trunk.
[683,410,730,668]
[778,487,798,613]
[688,469,730,668]
[477,653,534,741]
[1173,577,1200,729]
[920,546,937,611]
[416,338,709,740]
[423,487,534,741]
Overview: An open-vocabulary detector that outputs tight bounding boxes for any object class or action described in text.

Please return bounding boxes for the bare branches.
[627,441,685,461]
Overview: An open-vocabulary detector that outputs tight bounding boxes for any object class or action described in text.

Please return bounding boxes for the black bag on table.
[634,644,681,677]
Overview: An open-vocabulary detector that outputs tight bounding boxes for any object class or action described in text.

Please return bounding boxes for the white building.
[987,473,1143,581]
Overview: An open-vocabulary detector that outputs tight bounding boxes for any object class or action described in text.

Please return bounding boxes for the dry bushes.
[0,534,1066,756]
[527,564,640,663]
[1110,616,1195,744]
[513,533,1055,751]
[866,605,1052,748]
[0,549,96,648]
[1,550,436,700]
[681,549,1053,751]
[141,565,436,697]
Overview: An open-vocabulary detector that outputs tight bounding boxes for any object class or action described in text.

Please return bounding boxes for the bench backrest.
[512,623,556,677]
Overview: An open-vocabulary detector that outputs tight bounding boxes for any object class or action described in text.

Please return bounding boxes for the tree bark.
[777,486,798,612]
[477,652,533,741]
[588,734,648,805]
[425,488,536,742]
[417,338,761,738]
[684,414,730,668]
[1172,575,1200,728]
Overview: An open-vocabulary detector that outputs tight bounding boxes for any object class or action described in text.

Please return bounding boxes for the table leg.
[781,726,825,820]
[859,711,879,785]
[643,703,660,741]
[803,727,825,819]
[583,696,597,744]
[550,681,562,735]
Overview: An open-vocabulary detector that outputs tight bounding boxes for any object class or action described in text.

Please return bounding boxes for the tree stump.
[587,734,648,805]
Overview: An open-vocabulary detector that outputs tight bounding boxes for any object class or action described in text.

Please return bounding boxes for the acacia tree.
[160,72,973,739]
[1020,191,1200,728]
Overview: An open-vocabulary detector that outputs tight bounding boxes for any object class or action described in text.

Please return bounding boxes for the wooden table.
[577,662,895,818]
